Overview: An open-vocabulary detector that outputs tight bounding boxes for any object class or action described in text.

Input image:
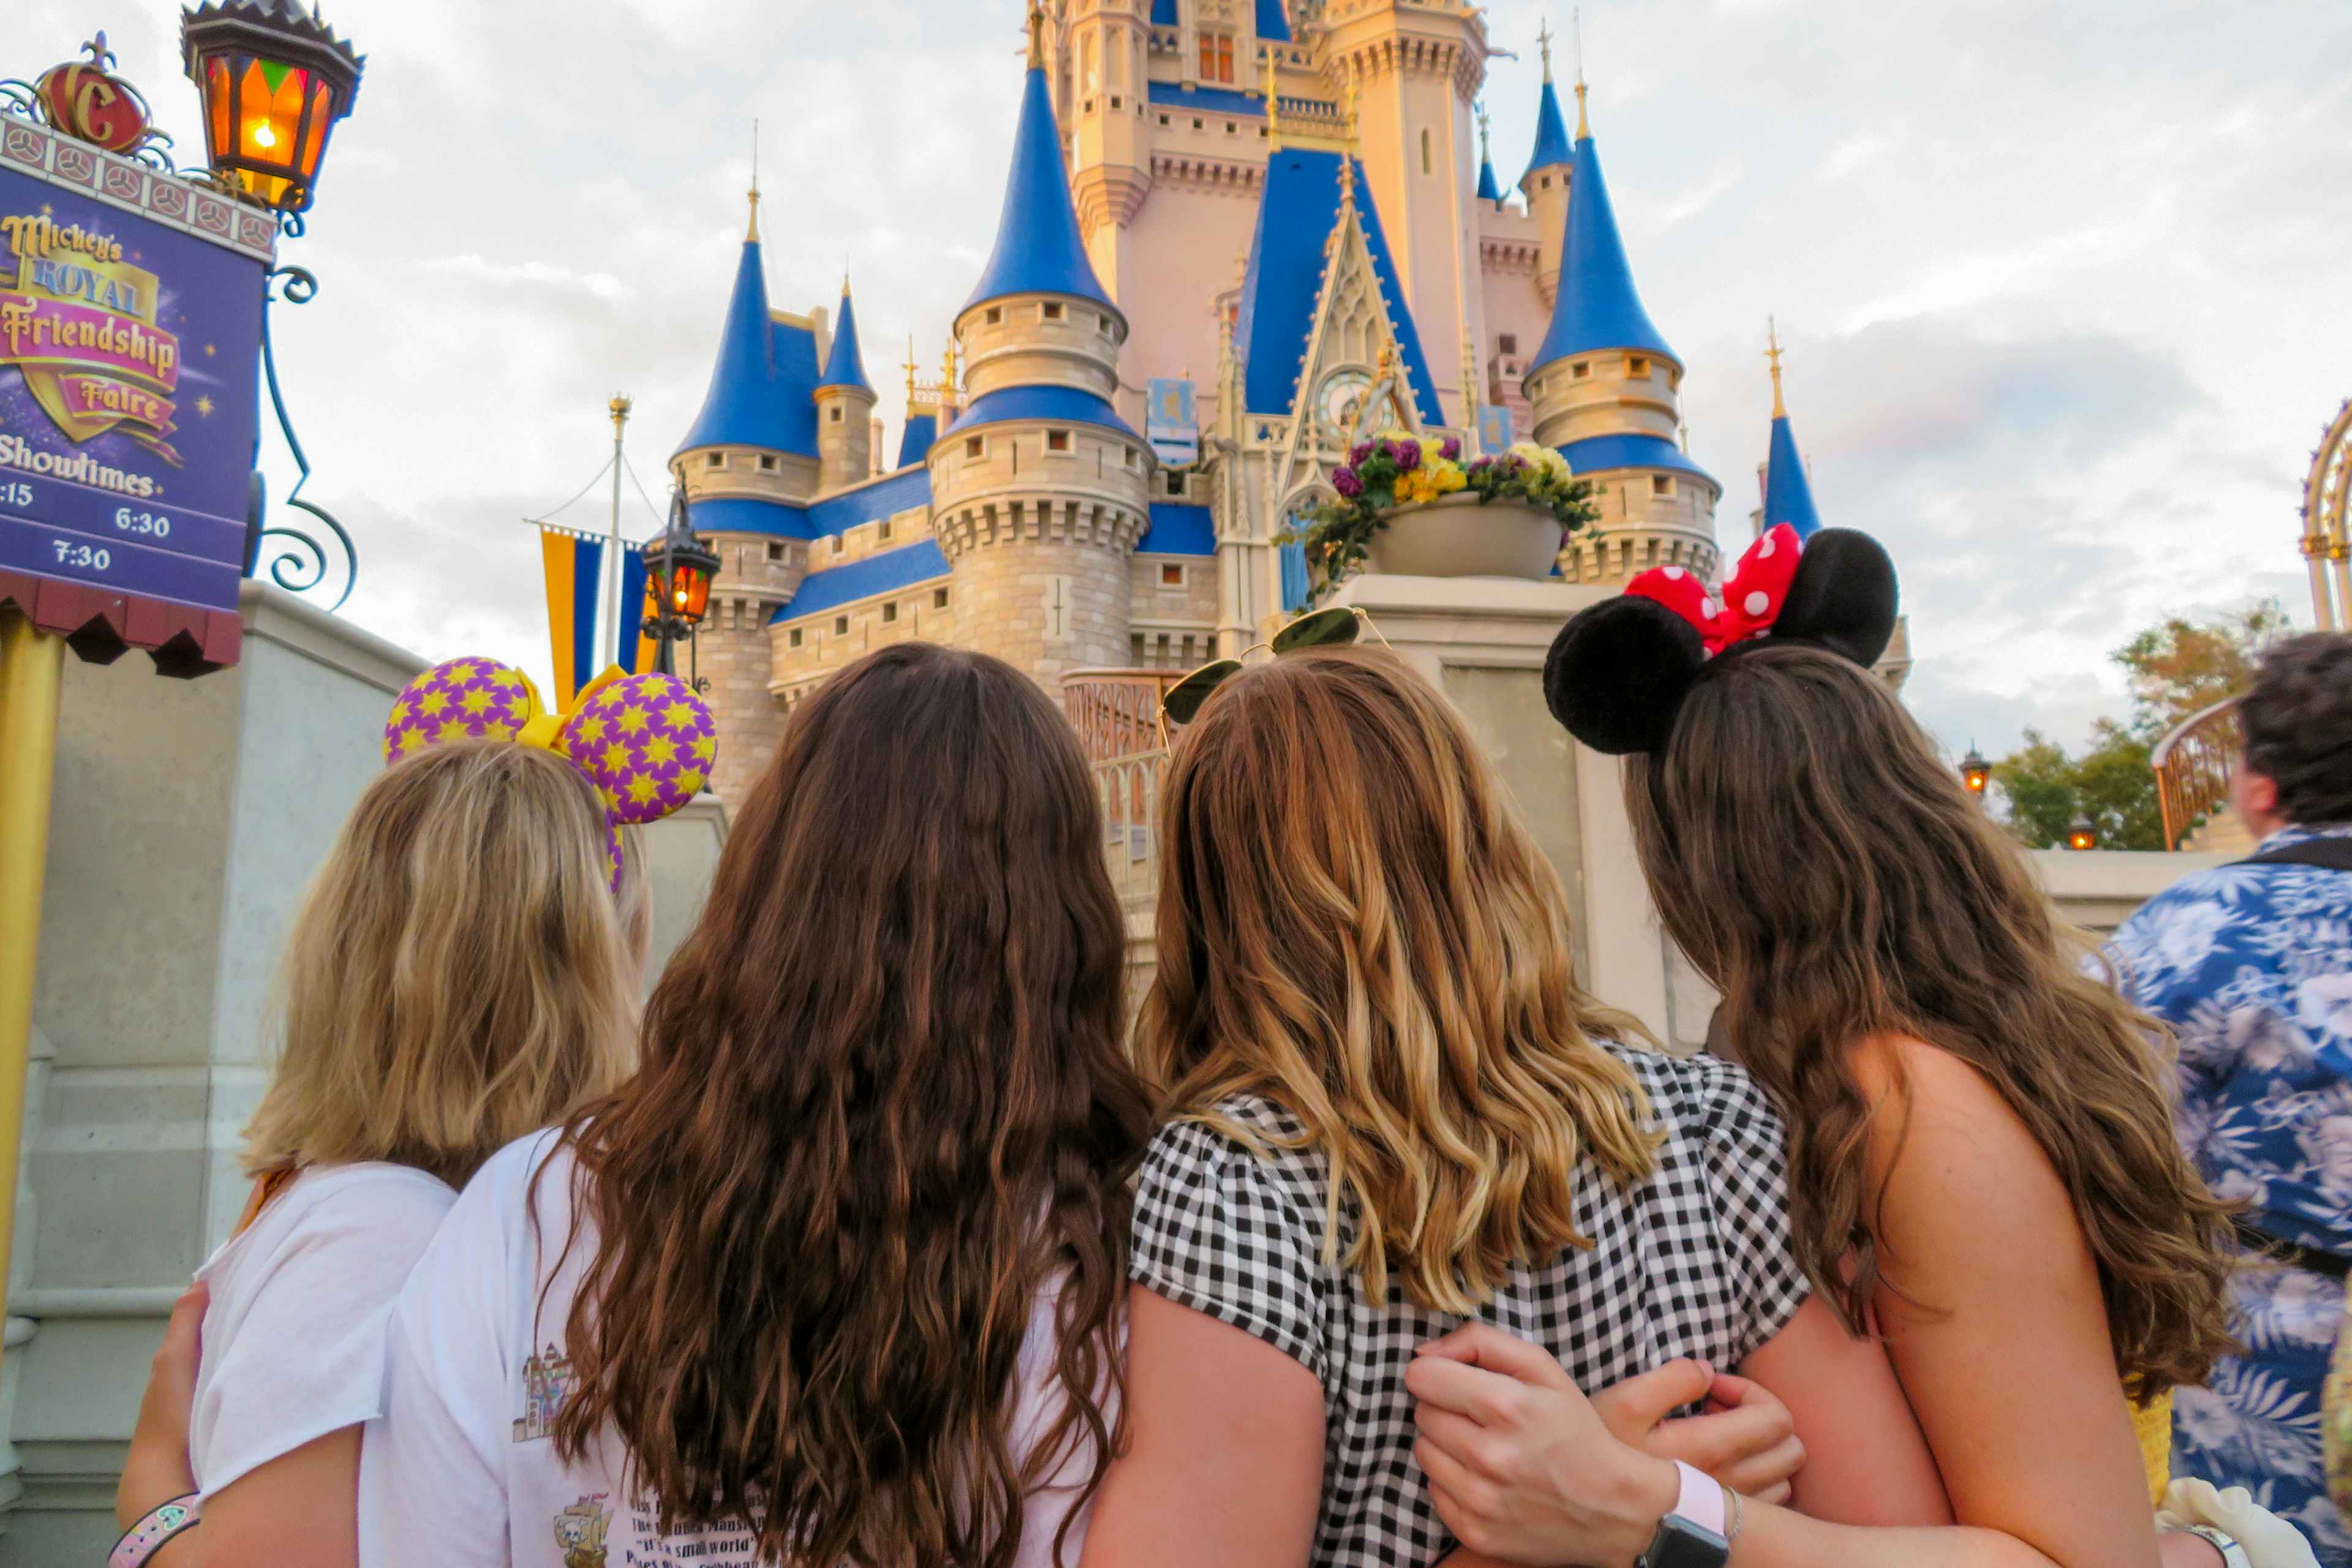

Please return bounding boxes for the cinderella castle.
[668,0,1857,807]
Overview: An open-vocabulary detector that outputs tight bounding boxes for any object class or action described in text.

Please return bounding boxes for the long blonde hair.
[1137,648,1657,1314]
[243,741,640,1188]
[1626,644,2235,1396]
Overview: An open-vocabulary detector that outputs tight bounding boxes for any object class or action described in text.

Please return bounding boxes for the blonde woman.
[111,658,710,1568]
[1080,648,1950,1568]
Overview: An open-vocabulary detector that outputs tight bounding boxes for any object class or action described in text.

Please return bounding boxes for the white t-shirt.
[190,1162,457,1501]
[360,1131,1104,1568]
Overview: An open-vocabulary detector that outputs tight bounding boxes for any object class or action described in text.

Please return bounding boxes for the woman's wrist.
[1602,1452,1683,1566]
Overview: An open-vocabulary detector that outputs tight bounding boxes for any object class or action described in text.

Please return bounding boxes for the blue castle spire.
[1529,116,1678,372]
[1476,105,1502,203]
[818,280,872,392]
[962,58,1114,315]
[1521,77,1572,191]
[676,192,821,458]
[1762,326,1824,538]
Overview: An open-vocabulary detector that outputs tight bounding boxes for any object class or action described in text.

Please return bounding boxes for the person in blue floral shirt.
[2109,631,2352,1564]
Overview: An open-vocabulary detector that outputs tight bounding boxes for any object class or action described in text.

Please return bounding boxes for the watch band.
[2172,1525,2252,1568]
[1635,1464,1732,1568]
[110,1495,201,1568]
[1670,1460,1727,1536]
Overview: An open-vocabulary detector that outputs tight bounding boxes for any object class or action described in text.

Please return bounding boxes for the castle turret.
[1525,100,1720,585]
[671,189,823,509]
[1761,322,1824,540]
[813,279,878,493]
[1520,29,1575,307]
[929,10,1153,684]
[1065,0,1152,244]
[1476,105,1504,208]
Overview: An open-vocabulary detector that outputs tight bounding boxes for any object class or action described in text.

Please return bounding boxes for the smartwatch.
[1635,1461,1731,1568]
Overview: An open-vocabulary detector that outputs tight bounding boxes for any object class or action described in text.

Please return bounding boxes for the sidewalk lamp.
[1961,745,1991,798]
[182,0,364,217]
[641,491,720,682]
[2066,818,2099,853]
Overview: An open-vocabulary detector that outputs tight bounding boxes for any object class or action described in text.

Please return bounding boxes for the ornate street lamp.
[641,491,720,684]
[1960,745,1991,798]
[2066,818,2099,853]
[181,0,364,219]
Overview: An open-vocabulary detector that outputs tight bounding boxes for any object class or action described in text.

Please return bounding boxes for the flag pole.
[601,396,631,668]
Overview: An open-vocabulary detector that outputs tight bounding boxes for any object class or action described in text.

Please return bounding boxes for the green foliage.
[1991,599,2284,850]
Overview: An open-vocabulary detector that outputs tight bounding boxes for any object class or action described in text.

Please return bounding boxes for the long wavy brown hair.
[551,643,1150,1566]
[1137,648,1659,1315]
[1626,644,2235,1397]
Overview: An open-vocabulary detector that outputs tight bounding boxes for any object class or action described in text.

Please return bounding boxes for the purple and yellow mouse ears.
[383,657,718,887]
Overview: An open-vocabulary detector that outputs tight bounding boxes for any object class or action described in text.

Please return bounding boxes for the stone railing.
[2152,695,2244,851]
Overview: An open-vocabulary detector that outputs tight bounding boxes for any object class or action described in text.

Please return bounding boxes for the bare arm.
[1079,1285,1325,1568]
[1738,1294,1949,1525]
[178,1428,363,1568]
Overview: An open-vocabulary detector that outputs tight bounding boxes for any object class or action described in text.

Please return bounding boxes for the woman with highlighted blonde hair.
[111,658,710,1568]
[1081,646,1957,1568]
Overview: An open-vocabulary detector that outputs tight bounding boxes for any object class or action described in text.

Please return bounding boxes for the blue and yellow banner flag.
[613,545,659,674]
[538,526,605,706]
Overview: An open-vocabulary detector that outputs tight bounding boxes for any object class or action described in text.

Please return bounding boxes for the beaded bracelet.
[109,1495,200,1568]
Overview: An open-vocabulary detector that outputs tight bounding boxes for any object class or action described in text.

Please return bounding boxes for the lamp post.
[1961,745,1991,801]
[2067,818,2099,853]
[640,491,720,685]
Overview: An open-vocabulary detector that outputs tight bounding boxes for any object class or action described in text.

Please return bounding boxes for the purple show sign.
[0,129,266,669]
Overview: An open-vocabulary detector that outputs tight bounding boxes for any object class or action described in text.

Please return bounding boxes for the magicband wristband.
[110,1495,200,1567]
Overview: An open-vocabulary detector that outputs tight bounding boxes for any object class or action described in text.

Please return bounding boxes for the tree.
[1992,600,2284,850]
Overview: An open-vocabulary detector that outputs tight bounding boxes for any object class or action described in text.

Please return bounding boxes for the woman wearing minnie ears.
[1404,527,2305,1566]
[109,658,712,1568]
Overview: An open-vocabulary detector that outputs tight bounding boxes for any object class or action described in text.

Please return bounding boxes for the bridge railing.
[1062,670,1184,904]
[2151,695,2244,851]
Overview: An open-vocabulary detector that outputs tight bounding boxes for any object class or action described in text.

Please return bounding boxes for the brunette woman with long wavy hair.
[1412,532,2253,1568]
[363,643,1152,1568]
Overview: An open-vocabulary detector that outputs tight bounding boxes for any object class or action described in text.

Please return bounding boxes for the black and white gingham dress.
[1129,1042,1811,1567]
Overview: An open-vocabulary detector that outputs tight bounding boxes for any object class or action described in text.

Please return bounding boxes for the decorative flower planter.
[1367,494,1566,581]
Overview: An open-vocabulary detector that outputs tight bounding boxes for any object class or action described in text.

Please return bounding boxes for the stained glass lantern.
[1961,747,1991,797]
[181,0,364,216]
[2066,818,2098,853]
[643,492,720,634]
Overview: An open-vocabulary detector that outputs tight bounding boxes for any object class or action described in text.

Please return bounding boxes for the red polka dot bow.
[383,658,717,890]
[1625,523,1803,656]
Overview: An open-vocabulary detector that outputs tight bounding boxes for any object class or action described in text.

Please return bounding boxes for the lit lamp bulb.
[2066,818,2098,853]
[249,118,277,148]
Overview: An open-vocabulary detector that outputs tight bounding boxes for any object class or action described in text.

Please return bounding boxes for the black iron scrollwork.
[252,263,358,611]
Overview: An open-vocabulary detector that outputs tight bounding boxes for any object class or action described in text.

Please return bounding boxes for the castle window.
[1166,472,1187,497]
[1420,129,1431,176]
[965,436,985,459]
[706,453,725,469]
[1043,302,1065,321]
[1161,563,1186,587]
[834,615,850,636]
[1542,175,1553,189]
[1628,355,1651,377]
[1047,429,1072,453]
[1159,113,1170,126]
[882,601,900,624]
[1226,120,1237,134]
[1572,361,1591,379]
[1110,95,1121,110]
[986,306,1003,326]
[1652,476,1674,497]
[766,541,785,562]
[1192,117,1204,130]
[879,519,894,540]
[829,405,843,423]
[1198,32,1233,83]
[831,534,846,556]
[1098,313,1112,335]
[1499,333,1518,356]
[933,587,951,609]
[789,627,804,649]
[760,454,777,471]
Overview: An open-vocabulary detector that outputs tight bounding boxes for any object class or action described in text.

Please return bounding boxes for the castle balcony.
[1061,668,1185,908]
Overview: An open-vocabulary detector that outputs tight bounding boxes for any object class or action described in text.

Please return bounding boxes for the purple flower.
[1439,437,1461,461]
[1390,440,1422,472]
[1351,442,1374,466]
[1333,466,1364,499]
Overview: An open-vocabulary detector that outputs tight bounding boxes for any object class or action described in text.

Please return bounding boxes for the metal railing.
[1062,670,1183,905]
[2152,696,2244,851]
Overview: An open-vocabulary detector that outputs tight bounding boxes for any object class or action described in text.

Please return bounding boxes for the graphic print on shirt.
[553,1495,611,1568]
[516,1344,579,1442]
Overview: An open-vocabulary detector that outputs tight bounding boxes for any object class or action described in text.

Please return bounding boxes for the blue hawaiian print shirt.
[2108,824,2352,1563]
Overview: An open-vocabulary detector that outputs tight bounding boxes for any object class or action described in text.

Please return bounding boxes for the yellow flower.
[1431,463,1467,494]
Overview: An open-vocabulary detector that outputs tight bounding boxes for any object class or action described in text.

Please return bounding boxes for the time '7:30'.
[51,540,113,572]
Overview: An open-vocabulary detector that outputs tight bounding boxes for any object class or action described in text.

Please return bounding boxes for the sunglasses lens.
[1272,606,1364,654]
[1161,660,1243,725]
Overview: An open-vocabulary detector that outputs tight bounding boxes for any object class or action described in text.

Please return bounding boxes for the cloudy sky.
[21,0,2350,760]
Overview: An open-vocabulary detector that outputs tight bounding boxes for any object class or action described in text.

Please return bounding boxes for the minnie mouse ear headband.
[1543,523,1899,756]
[383,658,718,890]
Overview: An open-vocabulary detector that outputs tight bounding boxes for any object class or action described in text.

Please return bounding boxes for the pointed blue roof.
[1530,132,1676,371]
[1236,149,1443,424]
[817,285,872,393]
[1521,78,1572,188]
[962,65,1114,316]
[1763,413,1824,539]
[1477,154,1502,203]
[896,411,937,470]
[1256,0,1292,42]
[676,239,822,459]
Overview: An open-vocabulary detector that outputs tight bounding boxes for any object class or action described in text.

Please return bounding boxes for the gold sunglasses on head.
[1157,605,1390,736]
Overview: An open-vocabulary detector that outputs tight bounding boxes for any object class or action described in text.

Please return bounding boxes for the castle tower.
[813,279,878,493]
[929,13,1154,684]
[666,186,826,807]
[1524,100,1720,586]
[1321,0,1493,418]
[1064,0,1152,244]
[1520,28,1574,307]
[1760,322,1824,539]
[1475,105,1504,209]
